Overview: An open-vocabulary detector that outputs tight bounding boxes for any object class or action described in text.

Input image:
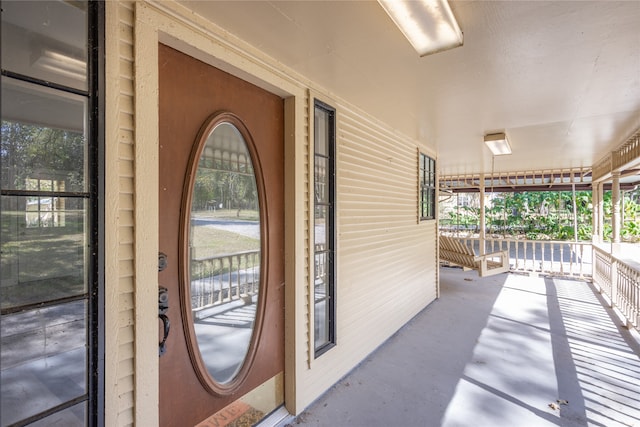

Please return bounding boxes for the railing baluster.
[189,249,261,311]
[568,243,573,276]
[532,241,536,272]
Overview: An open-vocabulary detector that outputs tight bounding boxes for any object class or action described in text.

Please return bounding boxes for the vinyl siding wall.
[300,102,438,406]
[105,1,438,422]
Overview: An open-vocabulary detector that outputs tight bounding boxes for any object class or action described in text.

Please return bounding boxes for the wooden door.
[158,44,284,427]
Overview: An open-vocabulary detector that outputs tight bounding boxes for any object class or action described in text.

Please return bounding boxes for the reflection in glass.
[0,196,87,311]
[314,156,327,203]
[189,121,260,385]
[0,3,92,425]
[314,252,329,348]
[314,107,329,157]
[0,301,87,426]
[1,78,87,193]
[1,0,88,91]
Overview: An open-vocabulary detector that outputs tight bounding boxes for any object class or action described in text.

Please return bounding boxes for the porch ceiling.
[178,1,640,177]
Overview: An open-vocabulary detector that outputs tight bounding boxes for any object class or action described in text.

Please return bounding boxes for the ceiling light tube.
[378,0,463,57]
[484,133,512,156]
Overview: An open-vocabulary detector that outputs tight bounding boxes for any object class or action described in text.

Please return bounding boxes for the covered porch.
[288,267,640,427]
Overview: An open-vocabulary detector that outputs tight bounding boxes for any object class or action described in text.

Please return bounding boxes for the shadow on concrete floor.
[285,267,640,427]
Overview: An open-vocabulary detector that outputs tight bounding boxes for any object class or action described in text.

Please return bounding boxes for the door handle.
[159,286,170,356]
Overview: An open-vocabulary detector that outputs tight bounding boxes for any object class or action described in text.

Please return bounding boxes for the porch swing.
[439,235,509,277]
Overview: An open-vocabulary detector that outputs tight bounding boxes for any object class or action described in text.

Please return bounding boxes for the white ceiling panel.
[179,0,640,176]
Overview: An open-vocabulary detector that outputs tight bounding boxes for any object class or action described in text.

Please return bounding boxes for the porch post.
[479,173,486,255]
[612,171,621,246]
[591,181,598,242]
[571,178,578,242]
[595,181,604,243]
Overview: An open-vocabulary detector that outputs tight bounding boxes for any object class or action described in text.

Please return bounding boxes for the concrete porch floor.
[284,267,640,427]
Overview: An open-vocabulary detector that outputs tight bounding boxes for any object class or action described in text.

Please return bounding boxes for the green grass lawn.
[1,210,86,311]
[191,225,259,259]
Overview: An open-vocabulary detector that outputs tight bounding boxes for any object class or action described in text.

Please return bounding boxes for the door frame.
[132,2,308,423]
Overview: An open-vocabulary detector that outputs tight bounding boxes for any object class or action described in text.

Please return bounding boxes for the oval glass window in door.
[183,114,263,389]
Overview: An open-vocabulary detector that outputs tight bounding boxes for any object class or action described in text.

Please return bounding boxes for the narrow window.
[420,153,436,220]
[0,1,104,425]
[313,100,336,356]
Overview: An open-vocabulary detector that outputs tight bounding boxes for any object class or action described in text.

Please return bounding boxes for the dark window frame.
[420,153,436,221]
[313,99,336,357]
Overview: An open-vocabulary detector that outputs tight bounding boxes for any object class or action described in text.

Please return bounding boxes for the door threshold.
[255,405,293,427]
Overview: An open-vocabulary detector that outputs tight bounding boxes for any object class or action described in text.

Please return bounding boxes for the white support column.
[612,171,621,246]
[592,181,599,242]
[479,174,486,256]
[571,178,578,242]
[596,181,604,243]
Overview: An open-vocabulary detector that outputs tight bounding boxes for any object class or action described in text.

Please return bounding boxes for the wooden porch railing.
[593,245,640,330]
[190,250,260,312]
[445,236,593,278]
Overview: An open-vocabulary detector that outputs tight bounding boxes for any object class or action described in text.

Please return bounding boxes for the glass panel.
[314,252,329,349]
[429,157,436,186]
[315,206,328,248]
[314,156,328,203]
[1,78,88,192]
[314,108,328,156]
[1,196,87,311]
[424,190,431,219]
[314,253,328,296]
[1,1,88,91]
[189,121,260,385]
[314,299,328,348]
[0,300,87,426]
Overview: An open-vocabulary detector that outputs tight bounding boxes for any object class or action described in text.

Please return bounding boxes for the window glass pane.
[314,156,328,203]
[315,206,328,247]
[314,299,329,348]
[1,300,87,426]
[419,153,436,220]
[1,196,87,311]
[314,252,328,292]
[1,78,87,192]
[1,0,88,91]
[429,158,436,186]
[422,191,429,218]
[314,252,329,349]
[314,109,328,156]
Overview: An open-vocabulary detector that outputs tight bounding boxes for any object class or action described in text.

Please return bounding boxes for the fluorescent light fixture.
[378,0,463,57]
[484,133,512,156]
[33,49,86,81]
